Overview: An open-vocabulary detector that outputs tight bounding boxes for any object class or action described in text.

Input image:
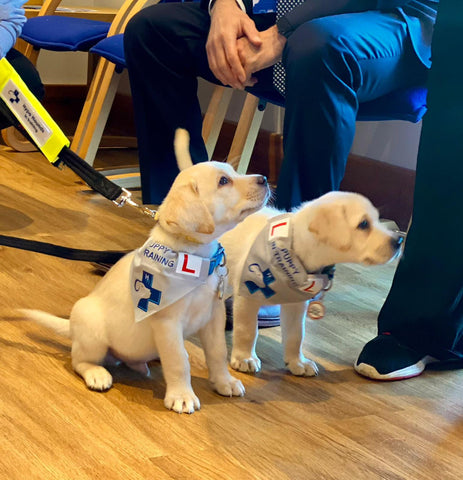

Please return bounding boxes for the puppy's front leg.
[230,296,262,373]
[198,301,245,397]
[152,318,200,414]
[281,302,318,376]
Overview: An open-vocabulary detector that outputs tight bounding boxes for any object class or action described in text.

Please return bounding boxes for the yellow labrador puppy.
[220,191,402,376]
[22,129,270,414]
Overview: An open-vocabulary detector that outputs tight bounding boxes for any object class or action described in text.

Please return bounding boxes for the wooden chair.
[70,0,153,170]
[2,0,111,151]
[3,0,153,167]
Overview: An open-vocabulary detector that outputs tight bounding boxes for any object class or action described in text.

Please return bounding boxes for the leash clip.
[113,188,158,219]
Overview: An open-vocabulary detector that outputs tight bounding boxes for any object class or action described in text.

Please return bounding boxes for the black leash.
[56,146,123,203]
[0,144,148,264]
[1,142,159,264]
[0,58,157,264]
[0,235,129,263]
[0,142,156,264]
[0,140,157,264]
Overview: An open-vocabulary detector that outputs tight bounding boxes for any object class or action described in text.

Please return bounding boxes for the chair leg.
[228,93,266,174]
[71,57,121,166]
[268,131,283,184]
[1,126,37,152]
[202,85,233,160]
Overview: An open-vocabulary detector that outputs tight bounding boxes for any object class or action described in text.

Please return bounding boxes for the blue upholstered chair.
[70,32,142,188]
[71,1,201,177]
[63,1,151,174]
[219,85,428,175]
[20,0,111,67]
[89,34,126,72]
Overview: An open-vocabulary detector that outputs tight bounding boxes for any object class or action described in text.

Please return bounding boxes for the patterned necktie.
[273,0,305,96]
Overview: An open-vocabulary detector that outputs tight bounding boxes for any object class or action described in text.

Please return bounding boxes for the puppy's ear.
[308,204,352,251]
[174,128,194,171]
[160,180,215,235]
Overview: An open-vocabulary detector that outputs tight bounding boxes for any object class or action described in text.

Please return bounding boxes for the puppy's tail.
[174,128,193,171]
[18,309,71,338]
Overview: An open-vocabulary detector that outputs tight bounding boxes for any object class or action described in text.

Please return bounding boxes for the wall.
[352,120,421,170]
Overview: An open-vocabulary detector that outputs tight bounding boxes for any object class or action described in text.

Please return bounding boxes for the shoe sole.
[354,355,435,381]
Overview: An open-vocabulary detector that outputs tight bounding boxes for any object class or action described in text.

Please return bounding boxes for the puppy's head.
[302,192,402,266]
[157,129,270,241]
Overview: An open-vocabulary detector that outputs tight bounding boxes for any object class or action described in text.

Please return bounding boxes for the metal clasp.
[113,188,158,219]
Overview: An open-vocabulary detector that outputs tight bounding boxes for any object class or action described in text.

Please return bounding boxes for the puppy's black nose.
[391,234,404,251]
[257,175,267,185]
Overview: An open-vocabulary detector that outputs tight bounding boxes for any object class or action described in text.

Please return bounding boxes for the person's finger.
[244,76,258,87]
[242,21,262,47]
[207,40,232,86]
[223,35,246,85]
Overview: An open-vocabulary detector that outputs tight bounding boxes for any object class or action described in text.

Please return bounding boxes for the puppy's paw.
[286,357,319,377]
[83,366,113,391]
[164,389,201,414]
[212,376,245,397]
[230,354,261,374]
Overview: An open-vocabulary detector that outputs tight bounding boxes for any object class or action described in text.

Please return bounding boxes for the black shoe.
[354,334,435,381]
[225,298,280,330]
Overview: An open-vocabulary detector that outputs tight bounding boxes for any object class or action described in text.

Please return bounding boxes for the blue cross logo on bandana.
[134,270,162,313]
[244,264,276,298]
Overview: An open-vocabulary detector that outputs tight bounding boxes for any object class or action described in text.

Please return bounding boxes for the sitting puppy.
[22,129,270,414]
[220,191,402,376]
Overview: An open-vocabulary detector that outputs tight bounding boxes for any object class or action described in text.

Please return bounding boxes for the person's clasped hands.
[206,0,286,89]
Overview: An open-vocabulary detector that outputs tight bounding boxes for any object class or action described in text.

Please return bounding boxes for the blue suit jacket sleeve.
[0,0,27,59]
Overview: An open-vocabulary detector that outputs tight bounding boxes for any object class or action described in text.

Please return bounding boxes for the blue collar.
[208,244,225,275]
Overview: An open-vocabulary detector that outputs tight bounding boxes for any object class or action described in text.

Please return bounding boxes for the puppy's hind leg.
[281,302,318,376]
[70,299,113,391]
[230,296,261,373]
[72,339,113,391]
[199,302,245,397]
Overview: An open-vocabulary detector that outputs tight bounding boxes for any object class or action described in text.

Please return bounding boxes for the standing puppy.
[22,129,270,414]
[221,192,402,376]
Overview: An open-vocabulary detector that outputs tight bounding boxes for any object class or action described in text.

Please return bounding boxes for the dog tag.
[216,263,228,300]
[307,301,325,320]
[217,275,225,299]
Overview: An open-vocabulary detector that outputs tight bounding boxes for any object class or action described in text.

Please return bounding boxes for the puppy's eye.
[357,219,370,230]
[219,176,230,186]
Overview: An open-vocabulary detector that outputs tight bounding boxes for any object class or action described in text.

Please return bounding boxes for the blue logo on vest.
[134,270,162,312]
[245,263,276,298]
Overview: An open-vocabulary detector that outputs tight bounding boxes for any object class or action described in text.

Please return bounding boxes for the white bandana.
[130,238,224,322]
[238,214,332,304]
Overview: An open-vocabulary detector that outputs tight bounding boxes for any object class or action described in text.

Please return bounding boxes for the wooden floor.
[1,146,463,480]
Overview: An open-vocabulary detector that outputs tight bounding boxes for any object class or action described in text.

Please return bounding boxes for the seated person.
[123,0,437,211]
